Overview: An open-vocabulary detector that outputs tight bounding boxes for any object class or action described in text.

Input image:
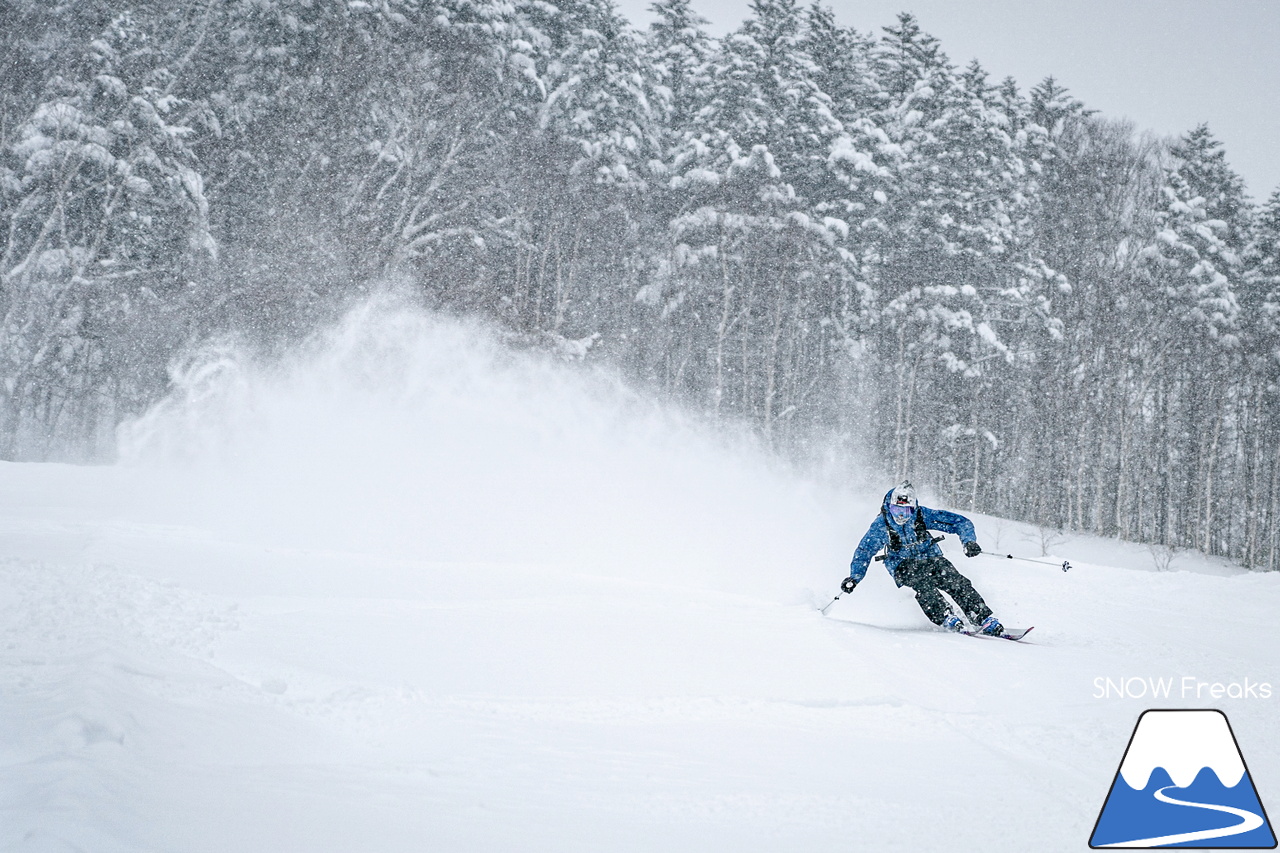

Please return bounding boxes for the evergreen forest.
[3,0,1279,568]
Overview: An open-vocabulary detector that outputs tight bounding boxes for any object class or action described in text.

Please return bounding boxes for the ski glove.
[963,541,982,558]
[840,577,858,593]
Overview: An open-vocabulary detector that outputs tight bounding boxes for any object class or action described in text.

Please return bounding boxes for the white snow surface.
[1118,710,1245,790]
[2,301,1278,852]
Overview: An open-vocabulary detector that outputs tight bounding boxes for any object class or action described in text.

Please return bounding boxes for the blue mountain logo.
[1091,709,1276,848]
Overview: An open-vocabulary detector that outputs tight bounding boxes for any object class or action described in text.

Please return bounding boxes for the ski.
[960,626,1033,641]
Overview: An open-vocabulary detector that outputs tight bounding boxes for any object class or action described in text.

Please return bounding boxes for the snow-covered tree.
[646,0,714,161]
[1235,190,1280,567]
[1143,126,1246,345]
[660,0,848,437]
[799,4,876,130]
[335,0,544,281]
[528,0,656,189]
[1246,190,1280,359]
[1131,125,1249,552]
[860,15,1056,497]
[0,13,212,457]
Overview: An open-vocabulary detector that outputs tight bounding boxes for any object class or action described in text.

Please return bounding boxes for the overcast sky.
[615,0,1280,201]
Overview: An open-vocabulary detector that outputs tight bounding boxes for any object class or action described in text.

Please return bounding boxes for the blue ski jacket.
[849,488,978,585]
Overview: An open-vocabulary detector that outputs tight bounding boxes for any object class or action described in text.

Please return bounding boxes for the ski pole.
[984,551,1071,572]
[819,592,842,614]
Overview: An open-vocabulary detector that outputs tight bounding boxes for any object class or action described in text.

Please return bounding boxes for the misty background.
[2,0,1279,570]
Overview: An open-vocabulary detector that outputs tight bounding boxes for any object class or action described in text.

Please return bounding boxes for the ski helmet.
[890,481,917,509]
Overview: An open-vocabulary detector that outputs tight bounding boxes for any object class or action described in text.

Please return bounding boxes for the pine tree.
[1247,190,1280,343]
[1029,77,1087,137]
[1135,125,1249,552]
[492,0,659,338]
[873,13,937,97]
[800,3,876,129]
[528,0,656,189]
[0,12,213,457]
[646,0,714,154]
[803,1,885,237]
[1143,126,1245,345]
[663,0,846,437]
[697,0,840,189]
[1235,189,1280,567]
[861,15,1056,498]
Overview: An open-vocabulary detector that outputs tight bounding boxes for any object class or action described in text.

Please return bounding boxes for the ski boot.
[940,614,965,632]
[978,615,1004,636]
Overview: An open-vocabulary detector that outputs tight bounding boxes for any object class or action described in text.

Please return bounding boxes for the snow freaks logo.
[1090,710,1276,848]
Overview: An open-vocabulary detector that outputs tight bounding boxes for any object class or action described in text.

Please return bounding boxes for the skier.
[841,481,1004,635]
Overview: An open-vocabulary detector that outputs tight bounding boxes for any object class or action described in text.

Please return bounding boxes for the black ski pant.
[893,556,993,626]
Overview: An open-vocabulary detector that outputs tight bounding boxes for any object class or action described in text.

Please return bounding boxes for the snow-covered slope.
[2,304,1277,852]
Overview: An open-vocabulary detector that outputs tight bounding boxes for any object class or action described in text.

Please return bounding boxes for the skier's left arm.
[920,507,981,555]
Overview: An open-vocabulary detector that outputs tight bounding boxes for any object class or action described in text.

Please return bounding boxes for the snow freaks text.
[1093,677,1273,701]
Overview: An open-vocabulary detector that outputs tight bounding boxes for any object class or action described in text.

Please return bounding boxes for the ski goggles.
[888,504,915,523]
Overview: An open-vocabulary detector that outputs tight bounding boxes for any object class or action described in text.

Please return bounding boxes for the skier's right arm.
[848,521,889,585]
